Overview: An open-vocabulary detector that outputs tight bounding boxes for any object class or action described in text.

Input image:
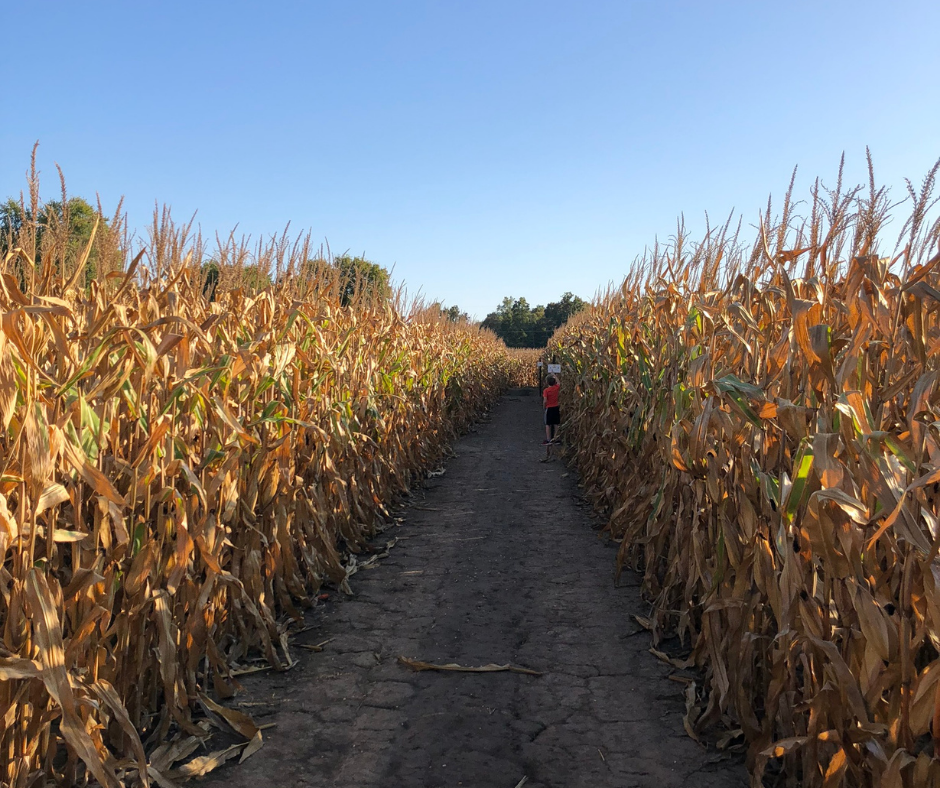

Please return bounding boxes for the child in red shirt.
[542,375,561,444]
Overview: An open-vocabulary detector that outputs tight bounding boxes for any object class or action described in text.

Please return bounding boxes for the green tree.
[431,302,470,323]
[482,296,539,347]
[2,196,107,286]
[39,197,103,271]
[0,199,29,256]
[240,264,272,291]
[444,304,470,323]
[482,292,587,348]
[201,260,220,300]
[334,253,391,306]
[543,292,587,333]
[0,200,34,288]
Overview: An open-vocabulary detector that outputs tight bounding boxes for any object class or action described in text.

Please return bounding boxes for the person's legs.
[546,407,560,443]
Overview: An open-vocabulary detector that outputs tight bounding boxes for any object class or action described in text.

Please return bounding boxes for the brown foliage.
[552,158,940,787]
[0,186,520,785]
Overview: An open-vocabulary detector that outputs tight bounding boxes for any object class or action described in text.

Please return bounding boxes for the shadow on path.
[204,389,748,788]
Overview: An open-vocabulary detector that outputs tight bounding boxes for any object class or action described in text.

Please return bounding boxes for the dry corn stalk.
[552,158,940,787]
[0,174,522,786]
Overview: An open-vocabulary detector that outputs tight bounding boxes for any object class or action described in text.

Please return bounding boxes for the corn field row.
[0,191,527,786]
[551,159,940,787]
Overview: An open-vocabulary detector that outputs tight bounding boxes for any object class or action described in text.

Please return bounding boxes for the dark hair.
[547,375,557,386]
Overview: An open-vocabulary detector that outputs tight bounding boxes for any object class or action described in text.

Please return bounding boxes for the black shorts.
[545,406,560,426]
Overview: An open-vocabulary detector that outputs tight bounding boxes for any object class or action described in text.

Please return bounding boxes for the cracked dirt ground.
[203,389,748,788]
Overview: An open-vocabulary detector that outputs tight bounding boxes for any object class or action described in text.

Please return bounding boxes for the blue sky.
[2,1,938,318]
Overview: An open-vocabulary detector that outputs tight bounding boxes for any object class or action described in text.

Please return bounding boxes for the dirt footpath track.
[204,389,748,788]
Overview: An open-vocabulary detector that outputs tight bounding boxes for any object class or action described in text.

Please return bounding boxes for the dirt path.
[204,389,747,788]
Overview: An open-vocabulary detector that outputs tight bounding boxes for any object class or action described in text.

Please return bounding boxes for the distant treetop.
[481,292,587,348]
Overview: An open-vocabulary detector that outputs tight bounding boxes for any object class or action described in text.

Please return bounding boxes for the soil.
[201,389,748,788]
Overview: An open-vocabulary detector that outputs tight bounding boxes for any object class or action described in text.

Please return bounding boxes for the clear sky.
[2,1,938,319]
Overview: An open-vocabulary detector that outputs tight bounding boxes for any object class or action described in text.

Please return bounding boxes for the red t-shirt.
[543,384,560,409]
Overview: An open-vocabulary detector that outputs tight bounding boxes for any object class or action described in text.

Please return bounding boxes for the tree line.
[481,292,587,348]
[198,253,392,305]
[3,195,583,343]
[1,196,394,305]
[1,196,119,285]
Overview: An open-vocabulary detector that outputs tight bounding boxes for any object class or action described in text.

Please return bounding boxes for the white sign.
[547,364,561,374]
[536,361,543,368]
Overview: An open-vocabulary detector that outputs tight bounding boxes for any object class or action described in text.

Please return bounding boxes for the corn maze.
[551,161,940,787]
[4,156,940,788]
[0,184,529,786]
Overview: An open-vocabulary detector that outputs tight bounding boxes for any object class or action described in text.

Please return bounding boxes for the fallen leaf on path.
[149,733,207,774]
[229,664,274,677]
[197,692,259,739]
[172,744,244,778]
[683,680,702,743]
[298,638,334,652]
[649,648,694,669]
[632,614,652,631]
[398,656,542,676]
[239,731,264,763]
